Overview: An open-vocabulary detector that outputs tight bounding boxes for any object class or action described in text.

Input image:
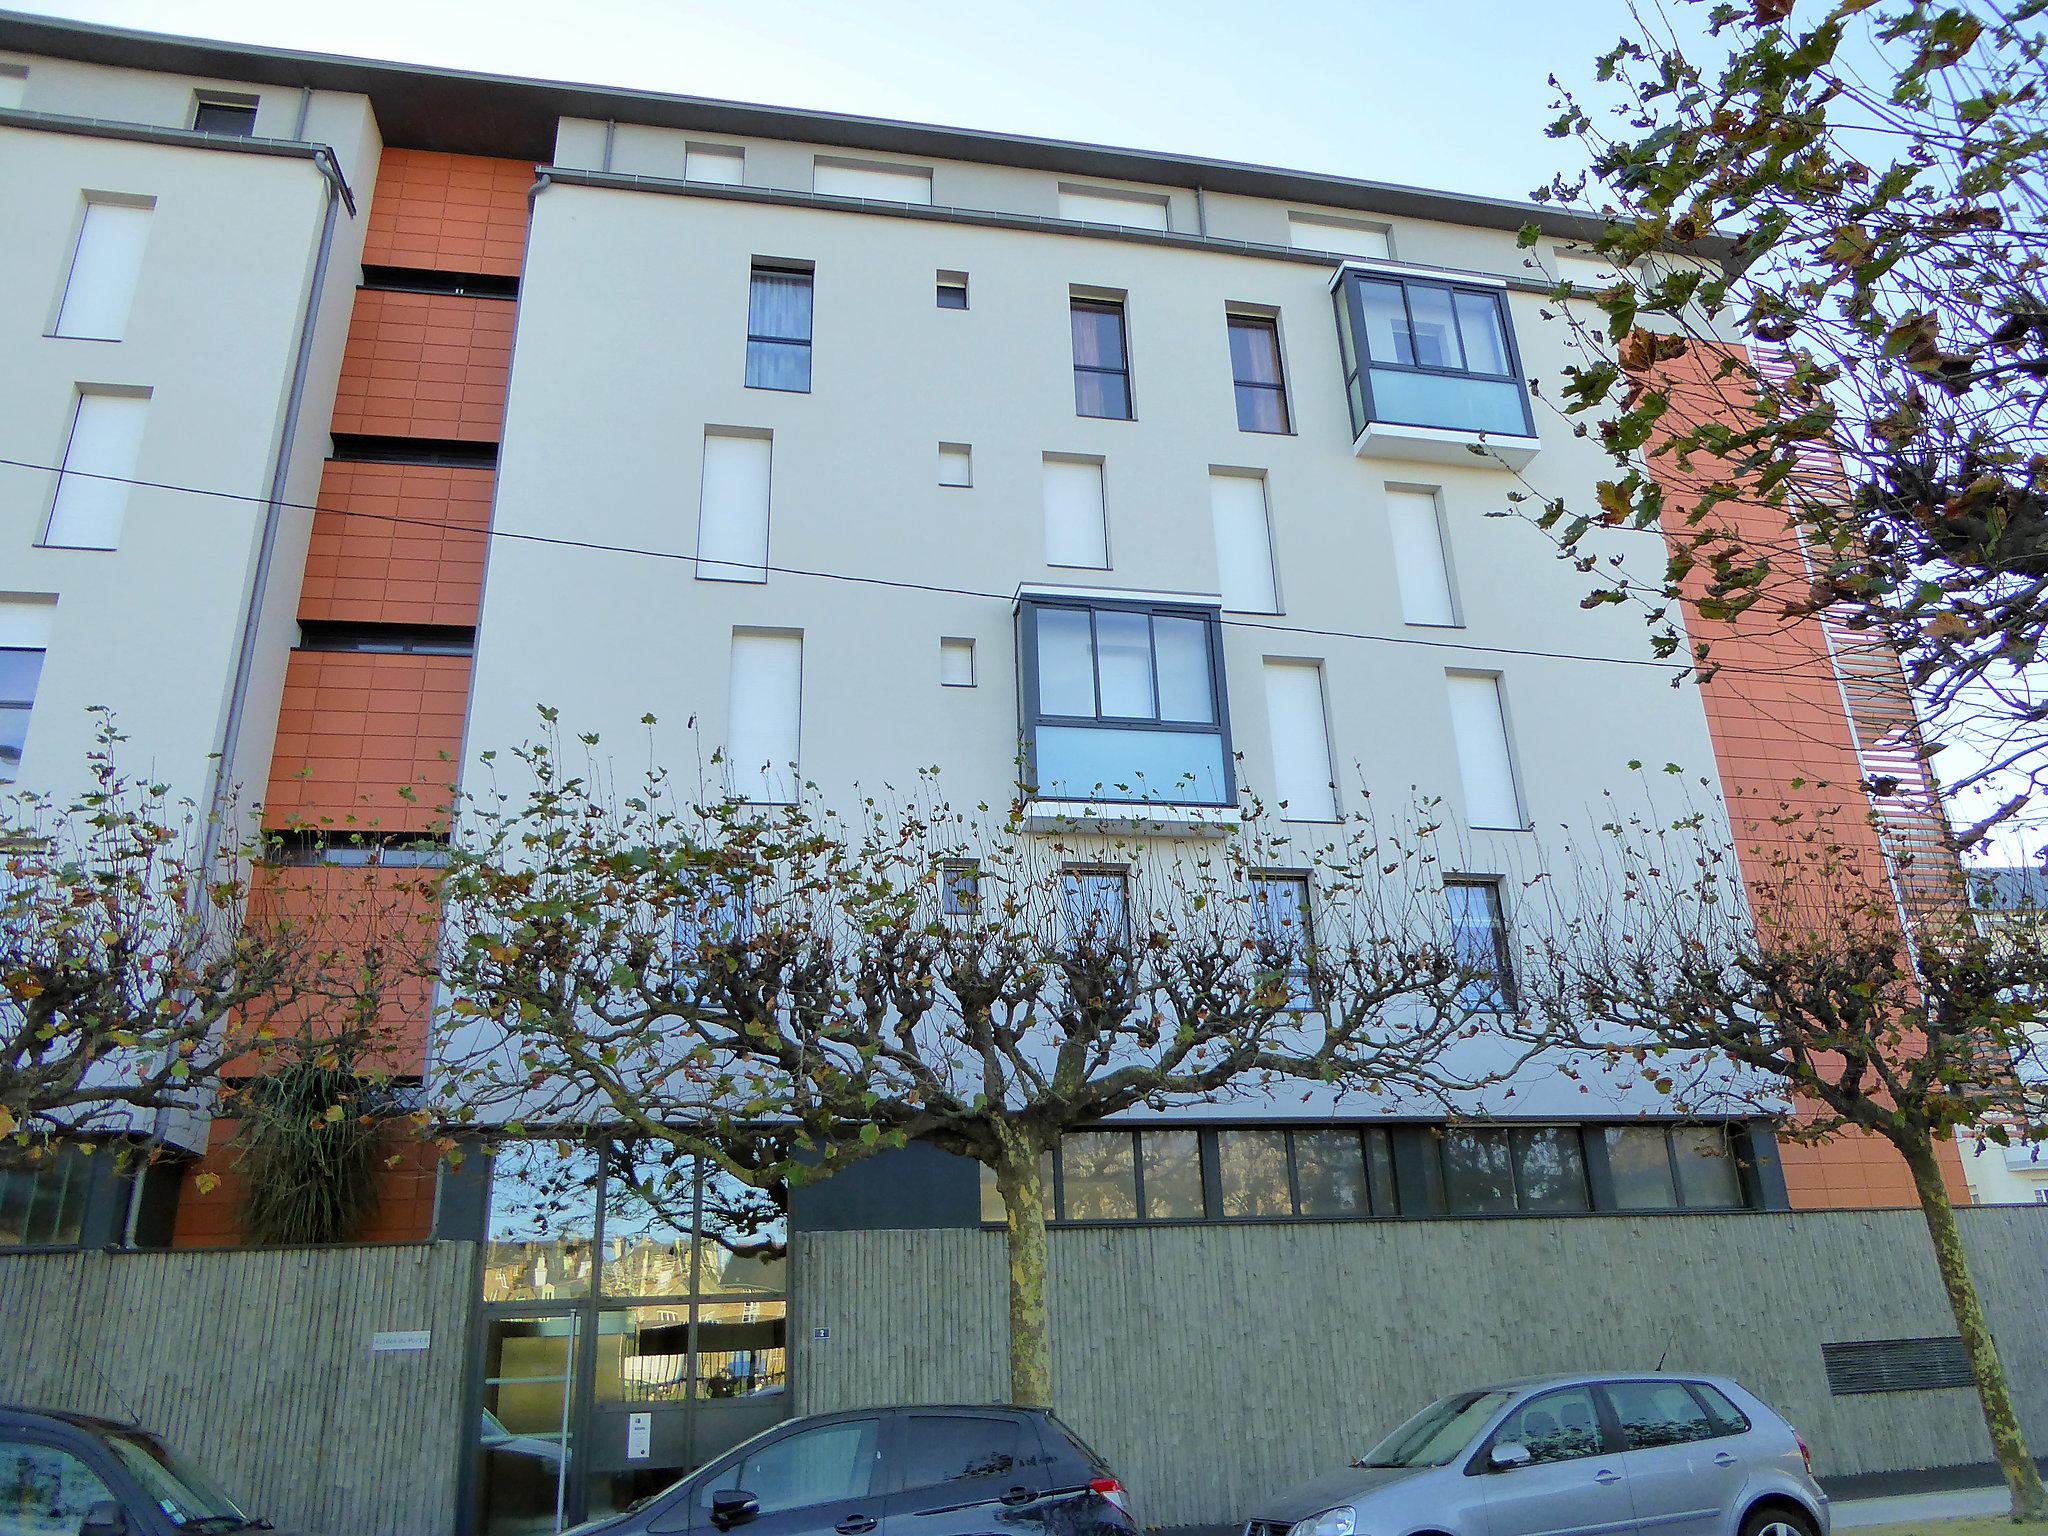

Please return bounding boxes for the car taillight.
[1090,1476,1133,1520]
[1795,1433,1813,1475]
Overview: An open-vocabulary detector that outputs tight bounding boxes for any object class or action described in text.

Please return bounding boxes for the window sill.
[1352,420,1540,470]
[1024,799,1240,837]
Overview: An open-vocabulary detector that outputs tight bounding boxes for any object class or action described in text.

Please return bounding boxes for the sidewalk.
[1832,1483,2014,1528]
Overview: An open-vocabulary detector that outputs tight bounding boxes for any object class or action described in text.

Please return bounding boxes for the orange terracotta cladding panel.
[301,461,492,627]
[362,147,532,277]
[329,287,514,442]
[170,1117,439,1248]
[264,650,470,834]
[1645,340,1970,1206]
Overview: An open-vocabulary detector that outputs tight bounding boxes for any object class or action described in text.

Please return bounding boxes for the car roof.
[0,1405,142,1434]
[1481,1372,1735,1393]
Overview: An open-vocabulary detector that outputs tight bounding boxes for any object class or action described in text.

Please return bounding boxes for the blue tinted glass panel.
[745,340,810,392]
[1094,610,1156,718]
[1358,280,1412,364]
[1455,291,1510,374]
[1036,726,1229,804]
[1152,617,1213,724]
[1406,286,1464,370]
[1367,369,1527,435]
[1036,608,1097,716]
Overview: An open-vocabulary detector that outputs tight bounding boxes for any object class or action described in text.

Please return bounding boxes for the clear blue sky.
[15,0,1639,202]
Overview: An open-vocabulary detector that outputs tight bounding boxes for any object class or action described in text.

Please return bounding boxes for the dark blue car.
[0,1406,277,1535]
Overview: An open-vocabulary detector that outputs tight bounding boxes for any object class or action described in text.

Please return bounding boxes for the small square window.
[191,95,258,136]
[937,271,968,309]
[938,443,973,488]
[939,637,975,687]
[940,859,980,918]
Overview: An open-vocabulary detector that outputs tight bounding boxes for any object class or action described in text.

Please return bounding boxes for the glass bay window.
[1333,266,1534,440]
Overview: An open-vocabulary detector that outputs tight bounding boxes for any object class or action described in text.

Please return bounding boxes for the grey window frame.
[745,262,814,393]
[1017,595,1236,807]
[936,272,969,310]
[1332,270,1534,438]
[191,94,258,136]
[1445,877,1517,1013]
[1070,297,1133,419]
[1602,1123,1748,1212]
[0,647,43,784]
[1226,312,1292,434]
[1432,1125,1591,1216]
[939,858,980,919]
[1249,870,1317,1009]
[1214,1125,1396,1221]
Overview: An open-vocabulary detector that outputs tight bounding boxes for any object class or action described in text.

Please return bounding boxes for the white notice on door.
[627,1411,651,1461]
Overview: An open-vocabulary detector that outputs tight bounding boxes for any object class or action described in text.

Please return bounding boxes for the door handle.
[1593,1469,1622,1486]
[1001,1487,1037,1506]
[1713,1452,1738,1466]
[837,1517,878,1533]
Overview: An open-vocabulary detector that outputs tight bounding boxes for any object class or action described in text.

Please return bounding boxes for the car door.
[1598,1380,1730,1536]
[883,1411,1046,1536]
[0,1428,151,1536]
[1474,1385,1637,1536]
[663,1415,890,1536]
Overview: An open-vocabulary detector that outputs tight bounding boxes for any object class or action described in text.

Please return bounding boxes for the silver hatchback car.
[1247,1373,1829,1536]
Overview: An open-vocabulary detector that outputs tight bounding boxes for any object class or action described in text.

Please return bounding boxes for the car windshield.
[1357,1391,1517,1468]
[100,1431,255,1530]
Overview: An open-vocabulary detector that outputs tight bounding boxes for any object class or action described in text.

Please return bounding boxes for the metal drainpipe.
[1195,184,1209,236]
[290,84,312,141]
[602,119,616,172]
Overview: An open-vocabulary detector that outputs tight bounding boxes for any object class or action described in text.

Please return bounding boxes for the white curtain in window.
[726,631,802,804]
[46,392,148,549]
[1446,671,1524,828]
[1042,458,1108,568]
[55,200,152,341]
[1263,660,1337,820]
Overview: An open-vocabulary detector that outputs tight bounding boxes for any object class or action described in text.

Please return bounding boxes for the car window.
[1492,1388,1606,1465]
[702,1419,880,1516]
[1686,1384,1752,1437]
[1359,1390,1517,1468]
[0,1437,117,1536]
[1606,1381,1718,1449]
[898,1417,1030,1491]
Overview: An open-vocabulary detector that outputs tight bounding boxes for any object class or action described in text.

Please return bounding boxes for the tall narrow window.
[1250,872,1315,1009]
[0,599,54,784]
[1445,879,1515,1012]
[1041,457,1108,569]
[745,265,812,392]
[726,631,802,805]
[1263,660,1337,821]
[45,390,148,550]
[1022,599,1231,806]
[1445,671,1524,828]
[685,144,745,184]
[696,431,771,583]
[0,66,26,110]
[191,95,257,136]
[1071,299,1132,419]
[1060,867,1129,945]
[1227,315,1290,433]
[1385,488,1457,625]
[1209,472,1278,613]
[55,198,153,342]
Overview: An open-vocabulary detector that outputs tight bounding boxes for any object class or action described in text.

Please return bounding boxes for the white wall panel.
[54,198,152,341]
[1042,457,1107,569]
[45,391,147,549]
[1263,660,1337,820]
[697,431,772,583]
[1386,488,1457,625]
[685,145,745,184]
[1059,186,1169,230]
[1447,671,1524,828]
[727,630,803,804]
[814,159,933,204]
[1209,473,1278,613]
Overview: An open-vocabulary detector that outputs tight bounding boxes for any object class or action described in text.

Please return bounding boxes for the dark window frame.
[745,262,815,394]
[1445,876,1518,1013]
[940,858,980,919]
[1249,870,1318,1010]
[1226,312,1292,434]
[1017,595,1236,808]
[1,647,44,783]
[936,272,969,310]
[296,621,476,656]
[1602,1122,1749,1213]
[360,265,519,300]
[1431,1124,1591,1217]
[1070,297,1134,420]
[190,94,258,136]
[1332,269,1535,438]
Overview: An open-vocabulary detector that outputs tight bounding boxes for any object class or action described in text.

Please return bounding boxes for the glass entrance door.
[478,1314,580,1536]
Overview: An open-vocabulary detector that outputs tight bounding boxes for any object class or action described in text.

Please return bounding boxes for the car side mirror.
[1488,1442,1533,1472]
[81,1501,128,1536]
[712,1490,762,1529]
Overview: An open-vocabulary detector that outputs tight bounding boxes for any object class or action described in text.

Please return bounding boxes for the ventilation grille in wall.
[1822,1337,1973,1395]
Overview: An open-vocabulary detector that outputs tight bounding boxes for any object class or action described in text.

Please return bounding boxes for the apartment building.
[0,13,2014,1533]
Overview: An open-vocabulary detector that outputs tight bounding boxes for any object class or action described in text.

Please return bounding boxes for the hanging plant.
[231,1047,390,1246]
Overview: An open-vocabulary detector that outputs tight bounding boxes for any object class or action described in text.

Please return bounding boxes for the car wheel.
[1740,1504,1817,1536]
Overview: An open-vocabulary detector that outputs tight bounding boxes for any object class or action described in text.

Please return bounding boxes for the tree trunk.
[991,1145,1053,1408]
[1900,1131,2047,1519]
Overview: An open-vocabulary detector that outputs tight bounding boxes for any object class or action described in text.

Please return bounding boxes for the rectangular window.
[1385,488,1458,625]
[977,1130,1202,1224]
[1022,598,1232,806]
[45,389,148,550]
[1445,879,1515,1013]
[939,637,975,687]
[1263,660,1337,821]
[54,198,153,342]
[1250,873,1315,1009]
[725,630,802,805]
[1605,1125,1746,1211]
[1333,270,1532,438]
[1218,1127,1396,1219]
[1059,1131,1138,1221]
[1218,1128,1292,1217]
[1041,456,1108,569]
[1227,314,1291,433]
[1289,214,1391,259]
[1670,1125,1744,1209]
[0,66,25,110]
[0,599,54,785]
[940,859,980,918]
[1071,298,1132,419]
[938,443,973,488]
[745,264,812,392]
[1139,1130,1205,1218]
[1059,867,1129,945]
[1510,1126,1589,1212]
[1604,1126,1679,1209]
[1058,185,1170,229]
[1209,472,1279,613]
[936,271,968,309]
[813,158,933,204]
[191,94,257,135]
[0,1147,91,1248]
[1446,672,1524,829]
[685,144,745,184]
[1442,1128,1516,1214]
[696,431,771,583]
